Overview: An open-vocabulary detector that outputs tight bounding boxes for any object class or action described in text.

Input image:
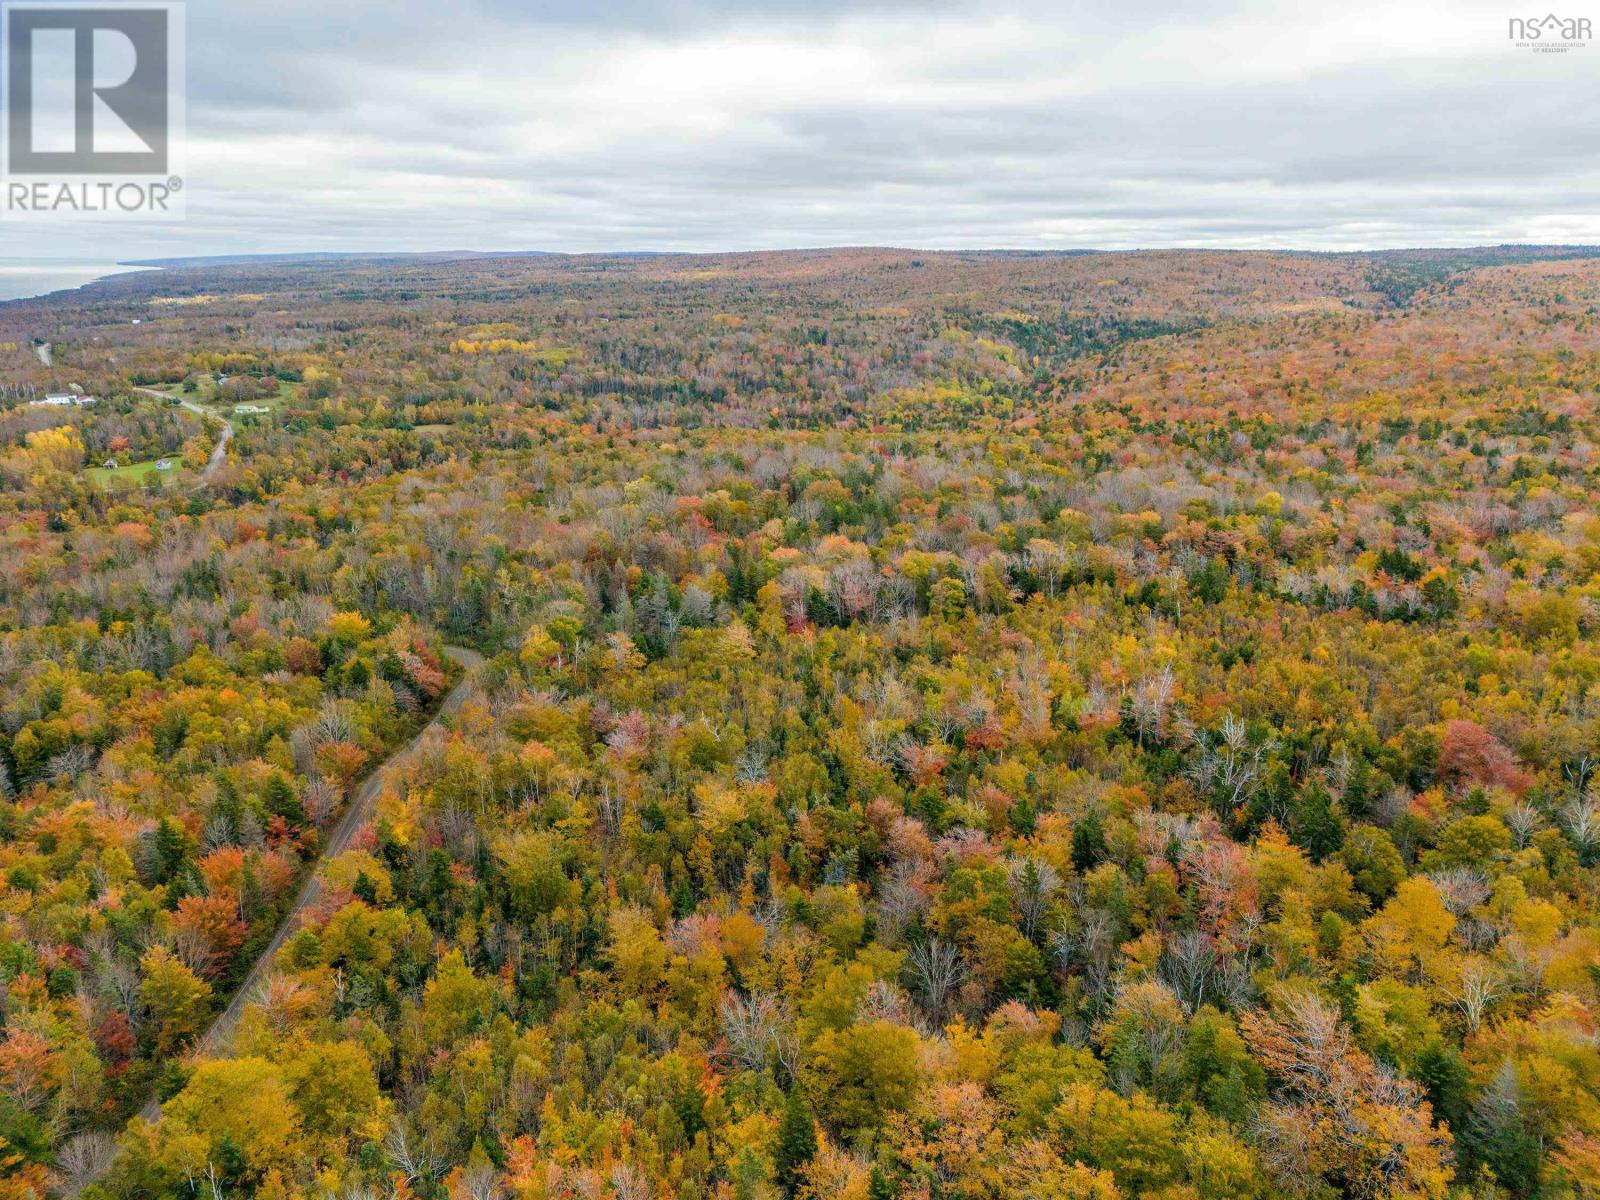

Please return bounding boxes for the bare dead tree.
[1427,867,1491,917]
[1184,712,1278,816]
[1506,801,1541,849]
[1565,755,1597,797]
[609,1163,650,1200]
[1451,963,1501,1034]
[1007,857,1061,942]
[1125,664,1177,747]
[1562,793,1600,862]
[906,937,966,1021]
[384,1124,439,1192]
[1160,929,1219,1014]
[718,991,784,1071]
[717,991,799,1083]
[56,1130,119,1196]
[460,1158,506,1200]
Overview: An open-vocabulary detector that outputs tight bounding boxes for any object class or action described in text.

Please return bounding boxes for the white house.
[234,403,270,414]
[30,393,96,407]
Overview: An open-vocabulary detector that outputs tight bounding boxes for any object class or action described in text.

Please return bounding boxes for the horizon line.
[116,241,1600,268]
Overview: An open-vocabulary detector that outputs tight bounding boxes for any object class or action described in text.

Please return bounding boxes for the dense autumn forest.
[1,245,1600,1200]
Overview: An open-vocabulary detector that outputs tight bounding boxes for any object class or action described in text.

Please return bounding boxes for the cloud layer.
[16,0,1600,257]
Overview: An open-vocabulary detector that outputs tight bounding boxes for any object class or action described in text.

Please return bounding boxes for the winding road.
[75,646,484,1192]
[134,386,233,485]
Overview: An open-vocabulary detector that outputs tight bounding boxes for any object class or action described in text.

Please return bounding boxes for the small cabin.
[155,459,174,471]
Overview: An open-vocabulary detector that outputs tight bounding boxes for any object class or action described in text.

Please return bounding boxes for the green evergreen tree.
[1291,782,1344,862]
[1072,809,1106,872]
[775,1084,817,1196]
[1415,1039,1469,1131]
[152,817,190,885]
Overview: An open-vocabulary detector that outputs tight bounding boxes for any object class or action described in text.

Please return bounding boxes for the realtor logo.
[1508,12,1591,51]
[1,1,184,216]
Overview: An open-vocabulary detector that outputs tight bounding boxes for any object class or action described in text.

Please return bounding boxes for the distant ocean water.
[0,260,151,302]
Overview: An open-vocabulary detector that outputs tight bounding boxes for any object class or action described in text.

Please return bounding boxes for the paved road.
[76,647,483,1190]
[134,386,233,485]
[35,341,51,367]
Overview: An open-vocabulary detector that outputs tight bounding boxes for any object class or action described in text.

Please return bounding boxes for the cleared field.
[207,375,300,412]
[84,458,179,486]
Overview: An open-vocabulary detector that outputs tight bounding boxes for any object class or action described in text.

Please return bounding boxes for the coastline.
[0,260,156,304]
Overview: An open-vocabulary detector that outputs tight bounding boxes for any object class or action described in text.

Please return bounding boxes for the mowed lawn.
[85,458,180,486]
[204,375,301,414]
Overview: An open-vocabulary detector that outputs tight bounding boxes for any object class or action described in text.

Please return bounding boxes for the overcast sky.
[11,0,1600,258]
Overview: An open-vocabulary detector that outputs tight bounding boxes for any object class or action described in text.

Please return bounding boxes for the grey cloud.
[11,0,1599,260]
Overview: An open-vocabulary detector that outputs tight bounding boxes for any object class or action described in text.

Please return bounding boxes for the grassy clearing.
[190,374,302,415]
[84,458,180,486]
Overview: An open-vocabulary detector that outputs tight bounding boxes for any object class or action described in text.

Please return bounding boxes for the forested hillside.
[1,247,1599,1200]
